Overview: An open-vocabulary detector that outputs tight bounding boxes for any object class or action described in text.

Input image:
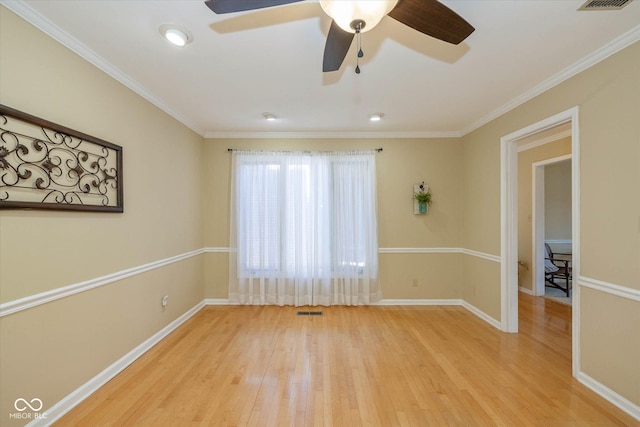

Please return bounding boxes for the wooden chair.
[544,243,572,297]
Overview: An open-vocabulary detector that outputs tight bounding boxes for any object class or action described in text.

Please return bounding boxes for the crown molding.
[4,0,638,140]
[461,24,640,137]
[203,131,462,139]
[0,0,205,137]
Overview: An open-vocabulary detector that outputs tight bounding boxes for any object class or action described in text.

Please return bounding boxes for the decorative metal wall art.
[0,104,123,212]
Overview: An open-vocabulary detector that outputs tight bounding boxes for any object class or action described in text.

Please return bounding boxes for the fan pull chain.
[355,23,363,74]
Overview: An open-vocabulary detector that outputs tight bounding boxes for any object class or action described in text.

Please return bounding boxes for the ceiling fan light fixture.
[262,112,277,121]
[319,0,398,33]
[159,24,192,47]
[369,113,384,122]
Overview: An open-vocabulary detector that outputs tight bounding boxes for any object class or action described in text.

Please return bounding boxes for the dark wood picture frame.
[0,104,123,212]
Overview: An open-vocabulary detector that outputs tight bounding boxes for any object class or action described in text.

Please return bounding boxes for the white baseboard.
[36,296,629,427]
[577,371,640,421]
[206,298,464,307]
[27,301,205,427]
[460,301,502,330]
[377,298,501,330]
[518,286,534,295]
[204,298,500,330]
[204,298,238,305]
[374,298,463,306]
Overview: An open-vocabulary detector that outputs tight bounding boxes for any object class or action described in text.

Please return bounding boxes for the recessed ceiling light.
[369,113,383,122]
[262,112,277,121]
[159,24,192,47]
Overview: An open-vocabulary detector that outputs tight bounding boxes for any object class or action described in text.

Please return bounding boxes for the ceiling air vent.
[578,0,633,10]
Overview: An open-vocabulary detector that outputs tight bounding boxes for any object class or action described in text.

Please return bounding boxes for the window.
[229,150,380,306]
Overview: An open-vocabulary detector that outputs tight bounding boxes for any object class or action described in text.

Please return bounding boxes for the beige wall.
[0,256,203,424]
[579,51,640,290]
[459,121,502,317]
[581,287,640,405]
[202,137,464,301]
[461,254,501,320]
[545,160,572,250]
[2,3,639,420]
[0,7,205,423]
[461,41,640,406]
[517,138,571,291]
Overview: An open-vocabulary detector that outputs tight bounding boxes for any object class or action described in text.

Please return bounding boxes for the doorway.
[500,107,580,377]
[533,156,572,298]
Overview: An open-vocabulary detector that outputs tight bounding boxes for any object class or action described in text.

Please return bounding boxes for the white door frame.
[500,106,580,377]
[532,155,572,296]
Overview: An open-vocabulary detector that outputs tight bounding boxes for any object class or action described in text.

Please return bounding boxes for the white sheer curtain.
[229,150,380,306]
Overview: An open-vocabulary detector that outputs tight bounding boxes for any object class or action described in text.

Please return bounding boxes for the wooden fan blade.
[205,0,305,14]
[387,0,474,45]
[323,20,355,72]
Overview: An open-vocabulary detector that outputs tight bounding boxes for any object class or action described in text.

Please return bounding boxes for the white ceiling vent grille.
[578,0,633,10]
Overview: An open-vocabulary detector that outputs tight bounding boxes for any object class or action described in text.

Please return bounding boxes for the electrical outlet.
[412,279,418,287]
[161,295,169,307]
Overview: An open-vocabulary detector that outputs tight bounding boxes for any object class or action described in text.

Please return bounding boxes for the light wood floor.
[56,294,638,426]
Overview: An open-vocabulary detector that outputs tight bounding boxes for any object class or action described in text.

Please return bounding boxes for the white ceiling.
[5,0,640,138]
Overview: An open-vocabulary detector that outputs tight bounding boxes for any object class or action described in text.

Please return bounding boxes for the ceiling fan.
[204,0,474,73]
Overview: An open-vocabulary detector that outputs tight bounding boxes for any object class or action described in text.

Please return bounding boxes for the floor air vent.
[578,0,633,10]
[297,311,323,316]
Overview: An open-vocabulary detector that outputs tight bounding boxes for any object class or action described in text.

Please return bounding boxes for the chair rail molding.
[208,246,501,262]
[578,276,640,302]
[0,248,205,317]
[379,247,500,262]
[1,246,502,317]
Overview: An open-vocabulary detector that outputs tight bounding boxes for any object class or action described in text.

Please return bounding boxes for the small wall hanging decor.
[413,182,431,215]
[0,104,123,212]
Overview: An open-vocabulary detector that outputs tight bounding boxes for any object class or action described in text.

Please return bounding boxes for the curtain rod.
[227,148,383,153]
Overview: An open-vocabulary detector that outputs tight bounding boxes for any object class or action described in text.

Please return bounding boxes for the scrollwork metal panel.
[0,105,123,212]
